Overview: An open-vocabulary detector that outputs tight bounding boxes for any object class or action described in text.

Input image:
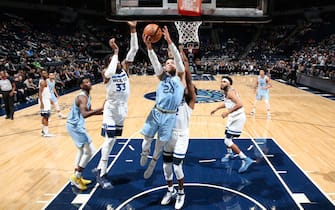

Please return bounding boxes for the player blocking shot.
[92,21,138,189]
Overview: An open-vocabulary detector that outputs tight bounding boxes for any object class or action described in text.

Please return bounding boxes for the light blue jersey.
[155,74,185,111]
[141,73,184,142]
[66,91,92,148]
[256,75,269,100]
[47,79,57,102]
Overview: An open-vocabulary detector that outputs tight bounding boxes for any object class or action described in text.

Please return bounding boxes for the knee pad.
[224,131,234,139]
[163,154,173,163]
[173,157,183,165]
[224,137,234,147]
[173,163,184,180]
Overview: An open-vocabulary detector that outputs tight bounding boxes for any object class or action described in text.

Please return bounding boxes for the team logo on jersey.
[144,89,224,103]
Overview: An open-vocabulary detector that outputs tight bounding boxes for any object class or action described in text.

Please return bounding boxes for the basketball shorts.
[164,128,189,160]
[141,108,177,142]
[256,90,269,100]
[39,98,51,117]
[50,94,58,103]
[225,112,246,137]
[66,123,92,148]
[101,102,127,138]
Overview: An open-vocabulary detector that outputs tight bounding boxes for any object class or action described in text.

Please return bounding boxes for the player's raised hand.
[127,21,137,28]
[109,38,119,54]
[162,26,172,44]
[142,34,152,49]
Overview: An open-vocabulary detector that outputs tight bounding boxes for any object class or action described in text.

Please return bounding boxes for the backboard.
[107,0,271,23]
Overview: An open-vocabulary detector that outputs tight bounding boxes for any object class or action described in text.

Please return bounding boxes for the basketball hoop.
[178,0,202,16]
[174,21,202,51]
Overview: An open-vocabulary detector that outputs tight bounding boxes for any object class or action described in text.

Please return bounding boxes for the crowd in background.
[1,10,334,110]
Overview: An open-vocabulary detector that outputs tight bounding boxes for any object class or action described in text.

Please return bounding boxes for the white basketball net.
[174,21,202,45]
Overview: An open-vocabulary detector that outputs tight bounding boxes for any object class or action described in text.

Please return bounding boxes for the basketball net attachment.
[178,0,202,16]
[174,21,202,51]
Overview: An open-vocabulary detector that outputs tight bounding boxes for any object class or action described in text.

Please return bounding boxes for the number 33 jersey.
[105,69,130,103]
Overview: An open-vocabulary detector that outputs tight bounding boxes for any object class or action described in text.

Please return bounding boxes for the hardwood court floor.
[0,75,334,210]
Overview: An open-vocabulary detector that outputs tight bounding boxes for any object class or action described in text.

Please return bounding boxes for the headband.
[221,78,231,85]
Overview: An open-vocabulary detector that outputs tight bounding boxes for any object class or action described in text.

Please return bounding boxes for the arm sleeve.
[104,54,118,78]
[169,43,185,73]
[125,32,139,62]
[148,49,164,76]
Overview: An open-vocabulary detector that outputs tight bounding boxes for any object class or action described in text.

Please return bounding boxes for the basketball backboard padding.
[107,0,271,23]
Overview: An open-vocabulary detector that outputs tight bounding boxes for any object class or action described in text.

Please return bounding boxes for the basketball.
[143,23,162,43]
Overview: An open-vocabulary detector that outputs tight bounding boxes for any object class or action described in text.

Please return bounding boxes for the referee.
[0,70,16,120]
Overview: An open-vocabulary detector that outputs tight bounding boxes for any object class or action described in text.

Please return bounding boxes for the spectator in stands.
[24,77,38,98]
[14,75,26,103]
[0,70,15,119]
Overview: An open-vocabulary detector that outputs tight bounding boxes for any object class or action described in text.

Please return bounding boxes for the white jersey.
[174,100,192,131]
[224,89,246,137]
[39,79,51,110]
[164,100,192,160]
[105,69,129,103]
[224,90,245,117]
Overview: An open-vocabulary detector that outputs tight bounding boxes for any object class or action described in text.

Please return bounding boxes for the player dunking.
[92,21,138,189]
[211,76,254,173]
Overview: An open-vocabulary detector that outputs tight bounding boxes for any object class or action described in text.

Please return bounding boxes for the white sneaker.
[144,159,157,179]
[250,110,255,116]
[42,133,56,137]
[58,113,67,119]
[161,188,177,205]
[175,193,185,210]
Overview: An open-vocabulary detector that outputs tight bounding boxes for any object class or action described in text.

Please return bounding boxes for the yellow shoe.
[69,174,87,190]
[80,177,92,185]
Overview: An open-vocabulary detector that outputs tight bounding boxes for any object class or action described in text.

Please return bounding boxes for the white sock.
[43,126,48,134]
[168,186,174,192]
[75,171,82,178]
[98,160,108,176]
[178,189,184,194]
[238,151,247,159]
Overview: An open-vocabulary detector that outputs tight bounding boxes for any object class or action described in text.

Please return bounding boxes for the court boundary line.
[41,140,103,210]
[115,183,267,210]
[245,135,304,209]
[78,130,141,210]
[44,137,334,209]
[271,137,335,207]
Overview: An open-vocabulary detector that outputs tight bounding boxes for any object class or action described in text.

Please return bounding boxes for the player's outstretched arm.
[143,33,164,78]
[77,95,103,118]
[125,21,138,63]
[210,103,226,115]
[163,26,184,73]
[105,38,119,78]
